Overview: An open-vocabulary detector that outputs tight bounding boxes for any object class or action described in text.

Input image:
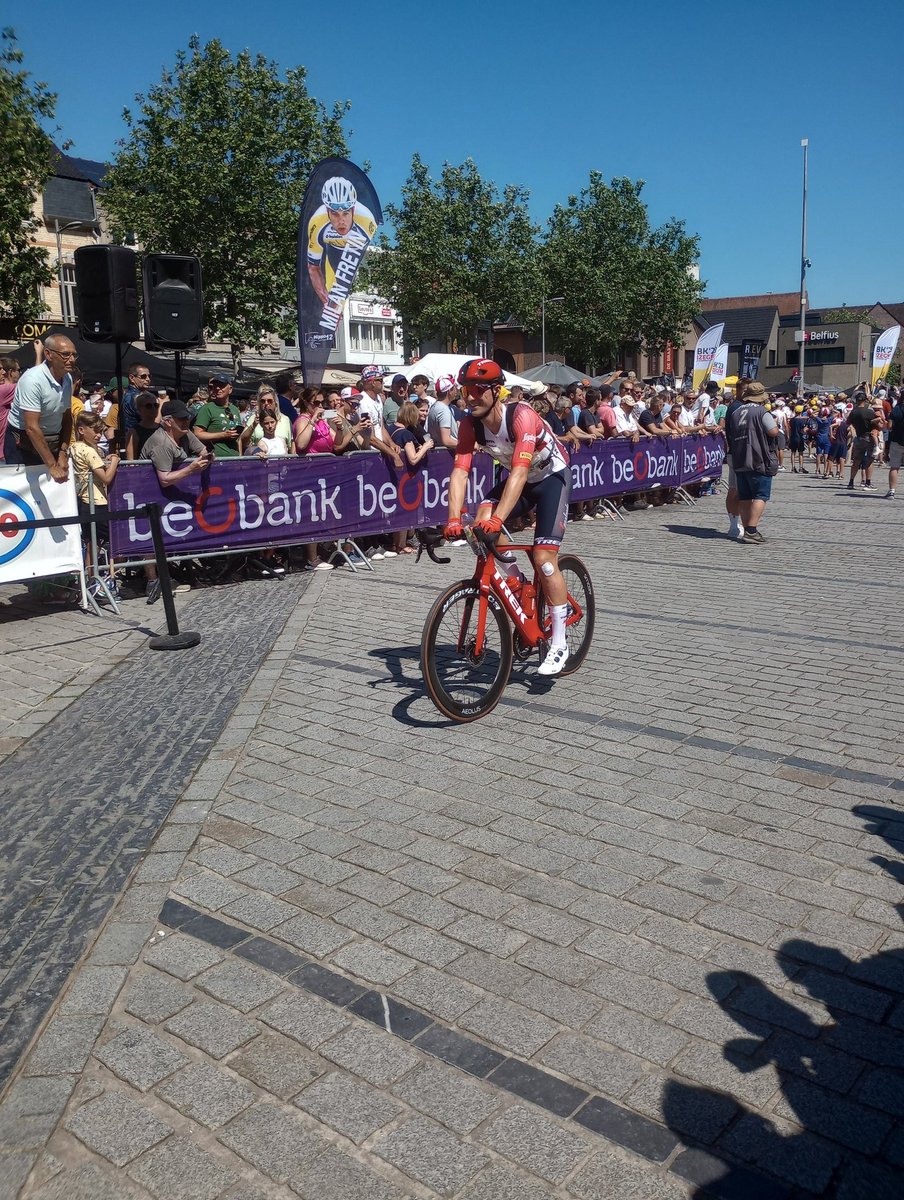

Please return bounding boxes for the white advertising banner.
[0,466,84,584]
[692,323,725,392]
[710,343,730,384]
[872,325,901,387]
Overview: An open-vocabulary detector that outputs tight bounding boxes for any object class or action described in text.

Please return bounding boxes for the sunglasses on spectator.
[48,349,78,360]
[208,381,228,390]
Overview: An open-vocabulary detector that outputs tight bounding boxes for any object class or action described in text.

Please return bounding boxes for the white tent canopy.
[388,353,535,391]
[520,361,587,386]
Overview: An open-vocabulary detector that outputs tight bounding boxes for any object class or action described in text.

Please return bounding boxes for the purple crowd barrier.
[108,434,724,561]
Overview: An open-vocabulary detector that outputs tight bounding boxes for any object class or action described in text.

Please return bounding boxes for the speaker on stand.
[74,245,141,343]
[74,245,141,447]
[142,255,204,400]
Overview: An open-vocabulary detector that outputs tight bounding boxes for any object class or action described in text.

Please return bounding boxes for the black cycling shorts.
[485,470,571,548]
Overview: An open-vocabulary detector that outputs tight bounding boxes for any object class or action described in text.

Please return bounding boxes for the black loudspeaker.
[142,254,204,350]
[74,245,140,342]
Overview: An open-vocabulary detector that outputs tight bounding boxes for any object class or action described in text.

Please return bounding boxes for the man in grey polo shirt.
[140,400,212,486]
[5,334,77,482]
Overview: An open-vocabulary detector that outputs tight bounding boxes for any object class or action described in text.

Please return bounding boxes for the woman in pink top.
[290,388,338,572]
[294,388,337,455]
[0,357,21,461]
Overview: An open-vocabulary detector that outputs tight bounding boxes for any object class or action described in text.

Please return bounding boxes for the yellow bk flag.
[693,322,725,391]
[710,343,730,384]
[871,325,900,387]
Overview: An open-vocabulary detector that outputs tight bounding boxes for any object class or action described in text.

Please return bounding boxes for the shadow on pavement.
[664,525,734,540]
[369,642,555,727]
[368,644,455,728]
[662,804,904,1199]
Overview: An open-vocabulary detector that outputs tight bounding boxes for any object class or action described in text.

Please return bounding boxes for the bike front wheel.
[420,580,514,722]
[537,554,595,675]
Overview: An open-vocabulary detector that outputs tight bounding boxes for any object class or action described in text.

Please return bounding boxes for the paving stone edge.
[157,897,805,1199]
[0,571,332,1196]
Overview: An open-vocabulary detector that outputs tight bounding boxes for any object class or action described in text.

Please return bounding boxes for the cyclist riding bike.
[444,358,573,676]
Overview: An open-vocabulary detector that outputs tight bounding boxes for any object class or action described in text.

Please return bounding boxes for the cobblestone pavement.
[0,585,160,766]
[0,576,310,1094]
[2,471,903,1200]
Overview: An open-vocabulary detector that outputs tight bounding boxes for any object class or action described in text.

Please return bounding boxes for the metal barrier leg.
[329,538,374,572]
[146,503,201,651]
[599,497,626,522]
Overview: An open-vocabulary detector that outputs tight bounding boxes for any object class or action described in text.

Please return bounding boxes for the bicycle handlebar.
[469,524,516,563]
[413,521,517,567]
[415,527,451,564]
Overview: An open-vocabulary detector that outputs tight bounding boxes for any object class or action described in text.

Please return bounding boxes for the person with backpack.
[724,381,779,545]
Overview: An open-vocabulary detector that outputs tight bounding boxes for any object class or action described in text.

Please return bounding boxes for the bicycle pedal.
[513,636,534,661]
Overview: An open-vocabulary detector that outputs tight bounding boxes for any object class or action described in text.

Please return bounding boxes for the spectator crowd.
[2,335,902,599]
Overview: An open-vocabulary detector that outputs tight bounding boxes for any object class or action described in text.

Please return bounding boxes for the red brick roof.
[702,293,802,317]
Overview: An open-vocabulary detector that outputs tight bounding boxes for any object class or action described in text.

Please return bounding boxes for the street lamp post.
[797,139,809,402]
[541,296,564,365]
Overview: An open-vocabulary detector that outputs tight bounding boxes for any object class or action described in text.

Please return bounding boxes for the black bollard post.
[146,503,201,651]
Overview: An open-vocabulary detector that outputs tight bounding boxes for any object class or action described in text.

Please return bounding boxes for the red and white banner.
[710,343,730,384]
[0,466,83,584]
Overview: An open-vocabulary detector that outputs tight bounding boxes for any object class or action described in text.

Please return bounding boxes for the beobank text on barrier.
[108,434,725,560]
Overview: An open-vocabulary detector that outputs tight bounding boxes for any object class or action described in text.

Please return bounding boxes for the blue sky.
[14,0,904,306]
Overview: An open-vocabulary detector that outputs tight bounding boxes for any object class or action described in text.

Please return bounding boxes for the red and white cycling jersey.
[454,402,569,485]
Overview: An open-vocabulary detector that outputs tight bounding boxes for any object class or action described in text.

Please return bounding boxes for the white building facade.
[279,294,404,372]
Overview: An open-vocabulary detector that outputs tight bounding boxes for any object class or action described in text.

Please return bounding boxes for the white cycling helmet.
[322,177,357,211]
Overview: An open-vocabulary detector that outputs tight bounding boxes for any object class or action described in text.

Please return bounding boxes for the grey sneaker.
[742,530,766,544]
[884,490,896,499]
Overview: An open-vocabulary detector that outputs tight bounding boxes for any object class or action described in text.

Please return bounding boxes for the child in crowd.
[125,391,160,460]
[70,412,120,590]
[390,401,433,555]
[252,411,289,458]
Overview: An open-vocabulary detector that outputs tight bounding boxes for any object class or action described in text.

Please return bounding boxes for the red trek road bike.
[419,527,595,722]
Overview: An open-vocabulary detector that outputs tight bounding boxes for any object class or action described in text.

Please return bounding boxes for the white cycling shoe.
[537,645,569,676]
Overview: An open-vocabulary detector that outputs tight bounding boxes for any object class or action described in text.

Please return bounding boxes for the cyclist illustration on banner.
[296,158,382,392]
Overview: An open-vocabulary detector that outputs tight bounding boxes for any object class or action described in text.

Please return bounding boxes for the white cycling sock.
[550,604,568,650]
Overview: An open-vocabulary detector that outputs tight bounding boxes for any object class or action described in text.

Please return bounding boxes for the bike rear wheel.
[537,554,595,675]
[421,579,514,722]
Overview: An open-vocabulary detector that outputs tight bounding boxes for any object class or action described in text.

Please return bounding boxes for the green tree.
[540,172,703,371]
[0,28,58,321]
[103,36,349,372]
[367,154,543,355]
[819,307,871,325]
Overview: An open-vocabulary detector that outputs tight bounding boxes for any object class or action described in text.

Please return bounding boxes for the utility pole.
[797,138,809,402]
